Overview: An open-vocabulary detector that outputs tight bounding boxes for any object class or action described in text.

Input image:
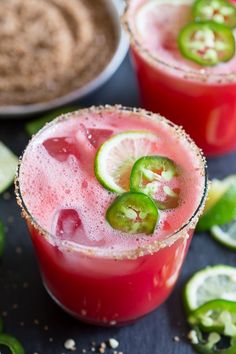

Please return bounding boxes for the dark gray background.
[0,56,236,354]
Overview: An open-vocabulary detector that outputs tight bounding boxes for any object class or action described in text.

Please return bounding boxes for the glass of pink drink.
[16,106,207,326]
[123,0,236,156]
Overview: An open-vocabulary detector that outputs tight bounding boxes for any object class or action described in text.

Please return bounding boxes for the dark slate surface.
[0,55,236,354]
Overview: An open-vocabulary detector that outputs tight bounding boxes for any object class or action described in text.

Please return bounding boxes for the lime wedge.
[0,220,5,258]
[184,265,236,313]
[25,106,76,136]
[211,220,236,250]
[0,142,18,194]
[94,131,158,193]
[197,175,236,231]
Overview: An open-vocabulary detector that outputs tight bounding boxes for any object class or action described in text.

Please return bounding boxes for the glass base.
[43,282,138,327]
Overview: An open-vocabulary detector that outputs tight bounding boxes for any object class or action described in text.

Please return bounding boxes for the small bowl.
[0,0,129,118]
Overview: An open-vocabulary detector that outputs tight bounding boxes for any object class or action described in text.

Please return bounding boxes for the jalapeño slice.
[190,327,236,354]
[188,299,236,335]
[106,192,159,235]
[130,156,179,210]
[0,334,25,354]
[178,21,235,66]
[193,0,236,28]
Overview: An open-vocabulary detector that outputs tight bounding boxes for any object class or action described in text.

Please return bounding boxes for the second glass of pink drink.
[16,106,207,325]
[123,0,236,156]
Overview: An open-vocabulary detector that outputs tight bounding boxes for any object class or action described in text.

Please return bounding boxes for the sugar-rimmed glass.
[15,105,208,326]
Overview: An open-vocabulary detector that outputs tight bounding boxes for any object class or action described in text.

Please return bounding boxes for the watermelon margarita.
[123,0,236,156]
[16,106,207,325]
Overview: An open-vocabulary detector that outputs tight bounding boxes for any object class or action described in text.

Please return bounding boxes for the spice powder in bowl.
[0,0,118,105]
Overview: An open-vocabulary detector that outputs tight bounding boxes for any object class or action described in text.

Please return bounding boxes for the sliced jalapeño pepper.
[0,334,25,354]
[106,192,158,235]
[190,327,236,354]
[188,300,236,335]
[130,156,180,210]
[193,0,236,28]
[0,220,5,259]
[178,21,235,66]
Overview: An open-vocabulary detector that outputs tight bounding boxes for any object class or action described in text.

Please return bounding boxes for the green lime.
[183,265,236,313]
[130,155,179,210]
[106,192,159,235]
[211,220,236,250]
[0,141,18,194]
[197,175,236,231]
[94,131,158,193]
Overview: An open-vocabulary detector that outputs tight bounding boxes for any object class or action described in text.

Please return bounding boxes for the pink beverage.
[123,0,236,156]
[16,106,207,325]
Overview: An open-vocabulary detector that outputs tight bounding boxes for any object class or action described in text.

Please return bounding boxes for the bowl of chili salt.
[0,0,128,117]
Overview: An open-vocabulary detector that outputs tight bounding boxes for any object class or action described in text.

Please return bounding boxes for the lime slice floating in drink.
[94,131,158,193]
[106,192,159,235]
[0,141,18,194]
[197,175,236,231]
[183,265,236,313]
[211,220,236,250]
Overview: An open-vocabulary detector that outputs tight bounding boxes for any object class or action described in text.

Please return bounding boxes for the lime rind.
[211,221,236,250]
[203,178,229,214]
[94,131,158,194]
[0,141,18,194]
[184,265,236,313]
[197,175,236,231]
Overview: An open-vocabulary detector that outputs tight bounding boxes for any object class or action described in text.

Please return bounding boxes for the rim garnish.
[178,21,235,66]
[130,156,180,210]
[193,0,236,28]
[106,192,159,235]
[15,105,207,257]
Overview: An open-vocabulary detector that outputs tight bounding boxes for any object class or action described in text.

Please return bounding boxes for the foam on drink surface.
[19,108,205,253]
[131,0,236,77]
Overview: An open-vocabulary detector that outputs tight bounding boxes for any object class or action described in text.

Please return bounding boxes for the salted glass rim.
[15,105,208,260]
[122,0,236,82]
